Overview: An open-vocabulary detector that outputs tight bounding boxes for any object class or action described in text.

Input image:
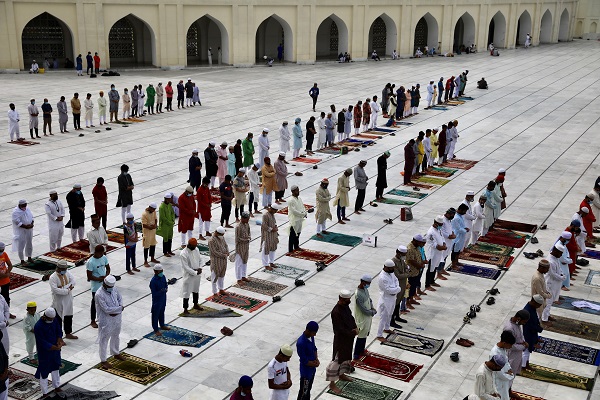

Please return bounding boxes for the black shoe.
[390,322,402,329]
[395,317,408,324]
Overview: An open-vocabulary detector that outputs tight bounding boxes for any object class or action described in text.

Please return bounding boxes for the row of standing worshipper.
[420,72,470,109]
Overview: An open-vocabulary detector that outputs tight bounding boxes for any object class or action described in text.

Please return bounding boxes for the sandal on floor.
[384,219,393,224]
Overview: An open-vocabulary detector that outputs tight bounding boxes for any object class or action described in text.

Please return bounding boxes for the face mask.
[106,287,113,293]
[240,393,246,397]
[45,319,53,324]
[364,284,370,289]
[111,87,115,90]
[436,225,442,230]
[467,198,473,203]
[59,270,66,275]
[76,190,81,195]
[187,193,192,197]
[31,101,35,105]
[158,272,164,278]
[564,239,570,245]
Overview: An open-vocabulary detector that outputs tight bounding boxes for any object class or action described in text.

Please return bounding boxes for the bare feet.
[160,326,171,331]
[65,333,78,340]
[155,331,163,336]
[193,304,204,311]
[242,277,250,282]
[339,374,353,382]
[91,321,98,328]
[101,361,112,369]
[329,383,342,394]
[199,235,206,241]
[219,289,228,296]
[270,263,278,269]
[114,354,126,361]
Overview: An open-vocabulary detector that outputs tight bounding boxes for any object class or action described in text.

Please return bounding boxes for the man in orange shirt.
[93,52,100,74]
[196,177,213,241]
[0,243,15,319]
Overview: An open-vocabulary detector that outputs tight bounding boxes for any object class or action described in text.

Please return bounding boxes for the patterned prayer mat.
[196,243,210,256]
[286,249,340,265]
[373,127,396,133]
[64,239,118,253]
[382,330,444,357]
[583,249,600,260]
[106,230,126,244]
[353,351,422,382]
[95,353,172,385]
[585,270,600,288]
[210,188,221,204]
[8,368,39,400]
[7,140,40,146]
[311,232,363,247]
[511,392,545,400]
[544,315,600,342]
[43,247,90,264]
[387,189,428,199]
[430,106,448,110]
[413,176,450,186]
[143,325,215,347]
[554,296,600,315]
[423,167,458,178]
[277,204,314,215]
[233,277,288,296]
[465,242,514,256]
[519,363,595,390]
[494,219,538,233]
[178,305,242,318]
[478,229,528,248]
[9,272,38,289]
[328,377,402,400]
[451,263,502,280]
[44,383,120,399]
[443,159,478,170]
[263,264,309,280]
[292,157,321,164]
[14,257,61,275]
[375,198,415,206]
[535,336,600,365]
[206,292,268,312]
[20,355,81,375]
[459,249,514,268]
[409,182,436,190]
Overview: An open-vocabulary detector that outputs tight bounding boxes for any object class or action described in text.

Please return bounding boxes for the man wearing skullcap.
[353,160,368,213]
[591,187,600,230]
[0,243,14,319]
[34,307,65,395]
[204,142,219,189]
[472,354,506,399]
[96,275,125,369]
[0,295,8,353]
[353,275,376,360]
[66,184,86,242]
[564,220,581,276]
[274,153,288,204]
[23,301,40,364]
[279,121,291,157]
[189,149,203,190]
[7,103,21,142]
[315,179,332,237]
[261,157,278,208]
[461,191,477,247]
[333,169,352,224]
[317,111,327,149]
[142,203,160,266]
[92,177,108,229]
[376,260,402,341]
[149,264,170,335]
[425,216,447,291]
[209,227,229,296]
[489,331,516,400]
[234,212,251,284]
[581,194,597,241]
[86,245,110,328]
[376,152,391,200]
[450,204,470,269]
[230,375,254,400]
[116,165,135,224]
[157,193,176,257]
[572,208,588,255]
[483,181,501,235]
[178,186,197,247]
[554,232,573,290]
[11,199,34,265]
[123,213,139,274]
[503,310,530,376]
[49,260,77,340]
[180,238,204,314]
[447,119,459,159]
[542,247,565,324]
[495,173,507,210]
[268,345,293,400]
[233,169,249,223]
[296,321,320,400]
[242,132,255,168]
[439,208,456,277]
[530,259,552,321]
[45,190,65,252]
[261,204,280,270]
[391,246,410,320]
[196,177,213,241]
[247,163,261,217]
[327,290,357,393]
[288,186,307,252]
[258,129,270,168]
[522,296,544,371]
[406,235,428,308]
[216,142,229,185]
[292,118,304,159]
[472,195,486,243]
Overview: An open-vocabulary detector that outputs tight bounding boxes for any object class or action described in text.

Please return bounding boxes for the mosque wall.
[0,0,592,71]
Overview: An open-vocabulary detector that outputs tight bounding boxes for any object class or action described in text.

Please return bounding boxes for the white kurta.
[425,226,445,271]
[247,168,260,200]
[489,346,514,400]
[180,247,203,298]
[572,213,587,254]
[8,109,20,140]
[447,126,459,159]
[376,271,401,336]
[95,286,123,361]
[84,98,94,121]
[316,117,326,148]
[49,271,75,318]
[592,191,600,228]
[474,363,500,400]
[279,125,291,153]
[0,296,9,353]
[258,135,270,166]
[287,196,307,234]
[426,84,434,105]
[440,217,454,259]
[369,101,380,129]
[45,199,65,250]
[12,206,34,255]
[462,199,476,245]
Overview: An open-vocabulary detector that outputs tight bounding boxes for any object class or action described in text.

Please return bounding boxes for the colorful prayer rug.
[206,292,267,312]
[233,277,288,296]
[292,157,321,164]
[43,247,90,264]
[354,133,383,140]
[353,351,422,382]
[510,392,545,400]
[178,305,242,318]
[63,239,118,253]
[493,219,538,233]
[373,128,395,133]
[277,204,314,215]
[316,147,342,155]
[285,248,340,265]
[20,355,81,375]
[423,167,458,178]
[95,353,172,385]
[210,188,221,204]
[143,325,215,347]
[554,296,600,315]
[585,270,600,287]
[583,249,600,260]
[465,242,514,256]
[197,243,210,256]
[519,363,595,390]
[44,383,120,399]
[382,330,444,357]
[14,257,61,275]
[451,263,502,280]
[409,182,436,190]
[459,249,514,268]
[544,315,600,342]
[387,189,428,199]
[443,159,478,170]
[477,229,529,248]
[327,377,402,400]
[9,272,38,289]
[7,140,40,146]
[263,264,309,280]
[535,336,600,366]
[310,232,363,247]
[374,198,415,206]
[413,176,450,186]
[8,368,39,400]
[106,230,126,244]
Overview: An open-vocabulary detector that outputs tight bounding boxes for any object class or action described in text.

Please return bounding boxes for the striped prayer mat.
[465,242,514,256]
[459,249,514,268]
[451,264,502,280]
[206,292,267,312]
[387,189,428,199]
[519,363,595,390]
[423,167,458,178]
[233,277,288,296]
[535,336,600,366]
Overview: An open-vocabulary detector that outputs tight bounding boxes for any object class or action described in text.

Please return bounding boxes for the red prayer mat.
[9,272,38,290]
[353,351,423,382]
[277,204,314,215]
[353,133,383,140]
[292,157,322,164]
[206,292,267,312]
[511,392,545,400]
[107,230,126,244]
[406,182,436,190]
[494,219,538,233]
[423,169,454,178]
[63,239,117,253]
[459,249,514,268]
[285,249,340,265]
[44,248,90,264]
[443,159,478,170]
[7,140,40,146]
[210,188,221,204]
[478,228,529,248]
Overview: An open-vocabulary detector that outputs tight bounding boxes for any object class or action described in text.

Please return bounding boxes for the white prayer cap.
[492,354,507,368]
[187,78,191,81]
[384,259,395,267]
[291,185,299,191]
[57,260,68,268]
[339,289,353,299]
[104,275,116,287]
[73,183,82,189]
[126,212,134,219]
[253,163,260,169]
[498,168,506,174]
[192,149,199,153]
[561,231,572,239]
[581,207,589,213]
[413,234,425,242]
[164,192,173,199]
[270,203,283,210]
[361,274,372,282]
[153,264,163,271]
[278,152,286,156]
[262,128,269,133]
[44,307,56,318]
[221,141,227,146]
[280,344,294,357]
[18,199,27,205]
[397,245,408,253]
[209,141,216,146]
[216,226,226,234]
[554,243,565,253]
[49,190,57,195]
[238,168,245,172]
[587,191,596,200]
[434,215,445,224]
[532,294,544,304]
[186,185,194,192]
[149,202,157,209]
[466,190,475,196]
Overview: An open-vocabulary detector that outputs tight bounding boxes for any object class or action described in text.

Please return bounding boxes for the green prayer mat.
[328,377,402,400]
[375,198,415,206]
[414,176,450,186]
[263,264,309,280]
[430,166,458,174]
[519,363,595,390]
[311,232,363,247]
[14,257,63,275]
[179,305,242,318]
[20,355,81,375]
[387,189,428,199]
[465,242,514,256]
[197,243,210,256]
[95,353,171,385]
[544,315,600,342]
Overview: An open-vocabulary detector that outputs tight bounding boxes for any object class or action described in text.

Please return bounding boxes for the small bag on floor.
[362,234,377,247]
[401,207,413,221]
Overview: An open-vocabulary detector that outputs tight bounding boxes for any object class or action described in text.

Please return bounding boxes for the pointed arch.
[591,22,598,34]
[453,12,476,52]
[516,10,532,46]
[368,14,397,57]
[488,11,506,47]
[540,10,553,43]
[21,12,74,69]
[108,14,156,66]
[414,13,439,54]
[316,14,349,60]
[255,14,293,62]
[187,14,229,65]
[558,9,570,41]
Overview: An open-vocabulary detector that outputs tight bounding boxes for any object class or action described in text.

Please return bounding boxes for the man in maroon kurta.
[580,195,596,241]
[92,177,108,229]
[565,221,581,276]
[178,186,196,247]
[403,139,415,185]
[196,177,212,241]
[327,289,357,394]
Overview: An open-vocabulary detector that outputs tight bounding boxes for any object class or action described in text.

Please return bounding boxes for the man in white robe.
[369,96,380,130]
[572,208,587,255]
[0,296,9,353]
[247,163,261,216]
[45,190,65,252]
[27,99,40,139]
[472,195,486,244]
[49,261,78,339]
[316,112,327,149]
[12,199,34,265]
[439,209,456,276]
[471,355,506,400]
[542,246,565,323]
[489,331,516,400]
[447,120,459,159]
[591,187,600,229]
[462,191,477,247]
[425,216,447,291]
[425,81,435,108]
[279,121,291,158]
[258,128,270,167]
[180,238,204,314]
[8,103,21,141]
[96,275,125,369]
[287,185,307,253]
[376,260,402,341]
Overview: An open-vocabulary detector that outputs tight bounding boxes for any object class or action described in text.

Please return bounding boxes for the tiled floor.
[1,40,600,400]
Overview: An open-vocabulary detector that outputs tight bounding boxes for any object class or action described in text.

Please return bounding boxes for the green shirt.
[242,138,254,167]
[156,202,175,240]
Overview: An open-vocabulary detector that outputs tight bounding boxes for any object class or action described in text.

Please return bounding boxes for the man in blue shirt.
[437,77,444,105]
[86,244,110,328]
[296,321,319,400]
[150,264,170,335]
[86,52,93,75]
[309,83,319,112]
